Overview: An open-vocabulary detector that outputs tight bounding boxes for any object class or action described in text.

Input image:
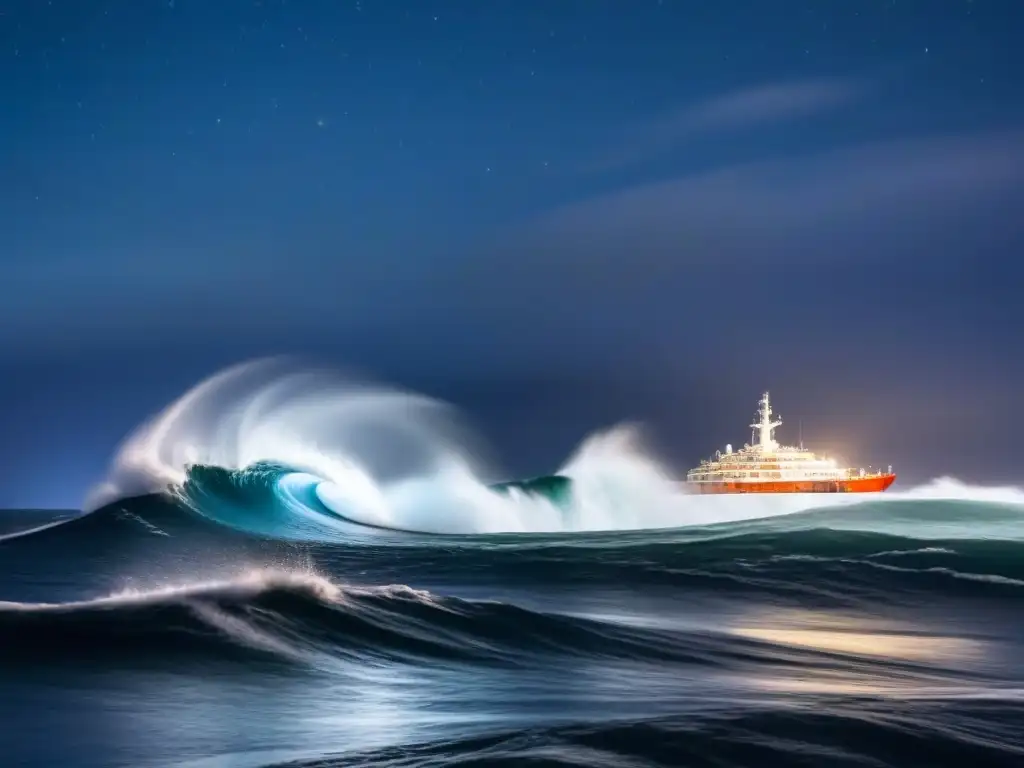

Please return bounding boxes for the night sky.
[3,1,1023,508]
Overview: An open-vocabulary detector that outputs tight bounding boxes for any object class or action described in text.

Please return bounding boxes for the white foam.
[886,476,1024,506]
[0,568,343,611]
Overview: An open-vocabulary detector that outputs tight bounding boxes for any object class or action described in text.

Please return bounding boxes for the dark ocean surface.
[3,477,1024,768]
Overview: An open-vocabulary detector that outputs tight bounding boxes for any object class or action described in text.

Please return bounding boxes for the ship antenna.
[750,391,782,451]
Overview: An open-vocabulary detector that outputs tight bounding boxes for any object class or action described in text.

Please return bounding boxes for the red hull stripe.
[687,474,896,494]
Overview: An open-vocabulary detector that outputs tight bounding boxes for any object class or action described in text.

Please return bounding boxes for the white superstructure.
[686,392,890,485]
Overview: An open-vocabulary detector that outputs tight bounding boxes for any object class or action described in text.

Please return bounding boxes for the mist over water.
[4,358,1024,768]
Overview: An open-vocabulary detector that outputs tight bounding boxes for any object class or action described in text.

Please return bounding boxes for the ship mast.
[750,391,782,451]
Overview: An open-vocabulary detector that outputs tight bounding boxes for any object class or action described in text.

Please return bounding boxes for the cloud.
[592,78,862,172]
[658,78,861,134]
[528,130,1024,274]
[442,128,1024,373]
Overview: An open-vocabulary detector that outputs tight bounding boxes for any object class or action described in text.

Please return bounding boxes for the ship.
[686,392,896,494]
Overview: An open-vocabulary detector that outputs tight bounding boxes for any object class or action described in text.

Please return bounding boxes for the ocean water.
[2,360,1023,768]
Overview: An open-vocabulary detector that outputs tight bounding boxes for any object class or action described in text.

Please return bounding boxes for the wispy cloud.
[592,77,862,173]
[664,78,862,134]
[534,130,1024,273]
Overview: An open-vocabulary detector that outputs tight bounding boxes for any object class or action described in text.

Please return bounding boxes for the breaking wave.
[71,358,1024,542]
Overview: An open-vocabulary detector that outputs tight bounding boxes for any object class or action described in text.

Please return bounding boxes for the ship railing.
[687,468,894,481]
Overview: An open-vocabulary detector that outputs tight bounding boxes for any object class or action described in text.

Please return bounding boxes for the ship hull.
[687,474,896,495]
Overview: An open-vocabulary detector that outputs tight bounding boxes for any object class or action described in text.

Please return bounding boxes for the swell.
[0,568,994,677]
[266,703,1024,768]
[322,529,1024,608]
[6,492,1024,606]
[0,569,701,668]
